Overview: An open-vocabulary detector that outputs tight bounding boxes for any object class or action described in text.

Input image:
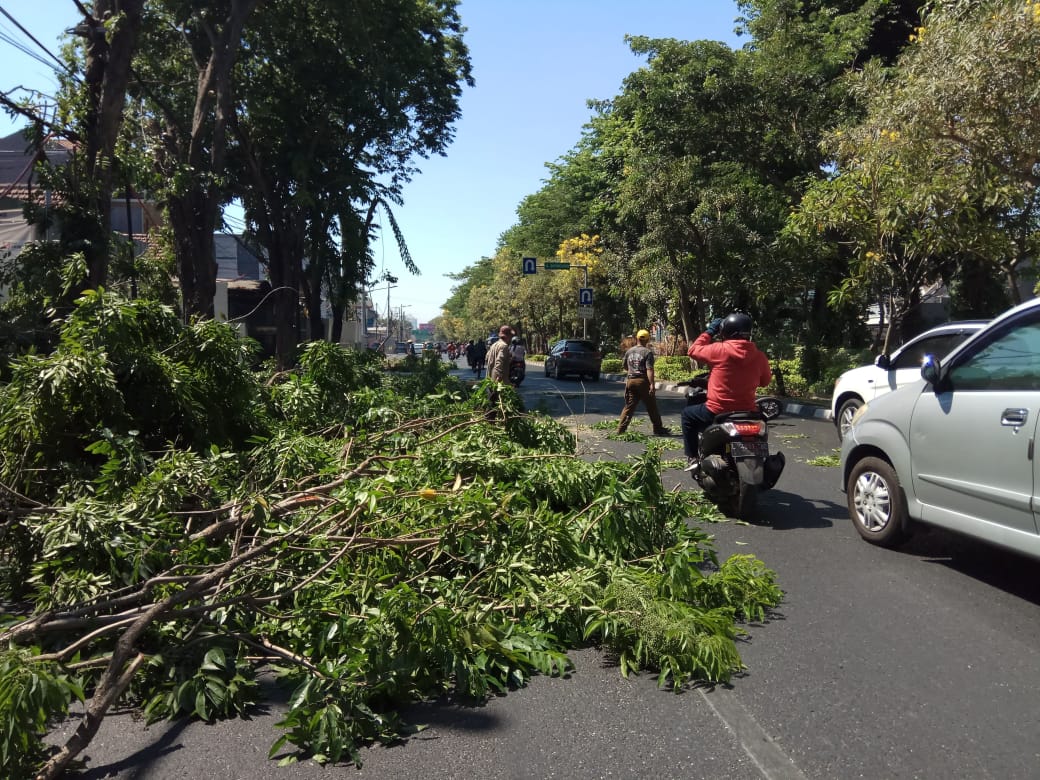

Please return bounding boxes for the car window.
[566,341,596,352]
[948,318,1040,391]
[891,333,971,369]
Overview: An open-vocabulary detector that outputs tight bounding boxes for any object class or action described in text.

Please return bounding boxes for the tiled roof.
[0,129,75,200]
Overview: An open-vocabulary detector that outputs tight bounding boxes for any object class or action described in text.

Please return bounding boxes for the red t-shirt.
[688,333,772,414]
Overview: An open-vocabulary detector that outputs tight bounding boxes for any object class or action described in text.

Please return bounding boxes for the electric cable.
[0,4,75,75]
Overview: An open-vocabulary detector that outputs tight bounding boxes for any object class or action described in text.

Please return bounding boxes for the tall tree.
[231,0,471,369]
[792,0,1040,349]
[131,0,259,320]
[866,0,1040,303]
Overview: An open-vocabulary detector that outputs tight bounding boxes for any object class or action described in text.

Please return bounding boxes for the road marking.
[699,688,808,780]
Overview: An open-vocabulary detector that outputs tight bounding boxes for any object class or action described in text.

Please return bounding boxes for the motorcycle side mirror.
[921,354,941,386]
[874,354,891,370]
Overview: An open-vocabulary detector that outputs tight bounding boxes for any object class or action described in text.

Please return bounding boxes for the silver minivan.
[839,297,1040,560]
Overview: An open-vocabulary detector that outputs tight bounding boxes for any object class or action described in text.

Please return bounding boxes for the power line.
[0,25,56,73]
[0,4,74,76]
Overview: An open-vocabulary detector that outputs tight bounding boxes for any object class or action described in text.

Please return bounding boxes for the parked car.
[839,298,1040,560]
[831,320,988,441]
[544,339,602,381]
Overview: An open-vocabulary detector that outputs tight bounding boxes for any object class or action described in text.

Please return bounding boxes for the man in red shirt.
[682,312,772,471]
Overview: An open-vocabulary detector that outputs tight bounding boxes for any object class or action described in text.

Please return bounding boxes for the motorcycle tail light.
[723,420,765,437]
[562,351,570,358]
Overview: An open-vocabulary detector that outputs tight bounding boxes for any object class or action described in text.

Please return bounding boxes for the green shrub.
[601,358,622,374]
[653,356,695,381]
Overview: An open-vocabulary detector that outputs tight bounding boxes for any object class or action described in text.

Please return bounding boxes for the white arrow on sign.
[579,287,593,305]
[522,256,537,274]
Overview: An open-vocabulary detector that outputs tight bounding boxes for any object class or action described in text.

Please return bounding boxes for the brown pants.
[617,377,664,433]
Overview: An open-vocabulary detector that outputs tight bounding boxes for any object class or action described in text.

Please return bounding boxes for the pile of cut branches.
[0,292,782,777]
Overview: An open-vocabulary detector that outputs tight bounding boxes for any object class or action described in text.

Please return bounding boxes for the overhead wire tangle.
[0,4,76,76]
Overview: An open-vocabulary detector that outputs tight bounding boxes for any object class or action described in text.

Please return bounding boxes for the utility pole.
[382,272,398,347]
[398,304,412,340]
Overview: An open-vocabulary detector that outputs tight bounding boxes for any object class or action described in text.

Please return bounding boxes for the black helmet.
[719,312,753,340]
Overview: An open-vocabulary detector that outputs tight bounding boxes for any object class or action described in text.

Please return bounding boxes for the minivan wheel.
[837,398,863,442]
[847,456,910,547]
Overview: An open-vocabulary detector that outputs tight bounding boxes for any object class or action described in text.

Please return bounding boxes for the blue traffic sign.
[522,256,537,274]
[579,287,594,306]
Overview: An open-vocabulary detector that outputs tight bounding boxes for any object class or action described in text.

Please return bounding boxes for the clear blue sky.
[0,0,743,325]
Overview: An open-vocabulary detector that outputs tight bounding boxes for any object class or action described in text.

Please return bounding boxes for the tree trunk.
[161,0,259,320]
[331,303,345,344]
[168,191,218,319]
[268,243,301,370]
[78,0,145,291]
[305,256,324,342]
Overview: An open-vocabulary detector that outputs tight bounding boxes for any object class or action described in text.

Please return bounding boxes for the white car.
[831,320,987,441]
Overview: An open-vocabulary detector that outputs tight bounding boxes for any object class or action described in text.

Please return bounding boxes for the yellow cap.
[636,329,650,341]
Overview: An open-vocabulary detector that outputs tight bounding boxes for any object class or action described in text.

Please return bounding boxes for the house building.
[1,128,162,270]
[3,129,377,354]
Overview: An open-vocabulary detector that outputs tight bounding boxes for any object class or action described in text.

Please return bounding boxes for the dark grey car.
[544,339,602,381]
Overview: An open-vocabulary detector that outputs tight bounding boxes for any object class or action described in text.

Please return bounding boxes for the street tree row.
[440,0,1040,362]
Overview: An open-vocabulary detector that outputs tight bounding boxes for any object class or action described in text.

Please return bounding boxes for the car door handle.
[1002,408,1029,427]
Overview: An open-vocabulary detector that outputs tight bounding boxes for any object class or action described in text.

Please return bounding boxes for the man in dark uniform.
[616,329,671,435]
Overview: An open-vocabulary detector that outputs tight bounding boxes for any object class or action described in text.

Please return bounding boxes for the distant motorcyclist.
[682,313,772,471]
[507,336,528,386]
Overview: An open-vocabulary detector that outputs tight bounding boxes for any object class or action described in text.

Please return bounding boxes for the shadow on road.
[396,696,505,739]
[747,488,842,531]
[75,716,192,779]
[896,528,1040,606]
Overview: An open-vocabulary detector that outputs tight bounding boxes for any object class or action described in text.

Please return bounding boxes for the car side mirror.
[875,354,891,370]
[921,354,941,385]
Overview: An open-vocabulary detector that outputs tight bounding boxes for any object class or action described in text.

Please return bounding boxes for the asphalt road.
[52,363,1040,779]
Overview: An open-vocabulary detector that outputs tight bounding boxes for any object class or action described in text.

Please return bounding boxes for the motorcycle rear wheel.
[724,482,758,520]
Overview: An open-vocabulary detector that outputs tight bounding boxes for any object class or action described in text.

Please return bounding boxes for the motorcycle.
[509,359,526,387]
[679,372,784,419]
[681,375,785,519]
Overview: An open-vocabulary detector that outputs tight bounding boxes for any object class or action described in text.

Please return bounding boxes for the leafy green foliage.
[0,303,782,773]
[0,291,270,500]
[653,356,696,381]
[0,649,83,778]
[142,642,258,724]
[808,454,841,468]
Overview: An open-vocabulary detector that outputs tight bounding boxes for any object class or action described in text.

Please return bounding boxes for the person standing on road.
[472,338,488,378]
[682,312,772,471]
[616,329,671,436]
[487,325,514,382]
